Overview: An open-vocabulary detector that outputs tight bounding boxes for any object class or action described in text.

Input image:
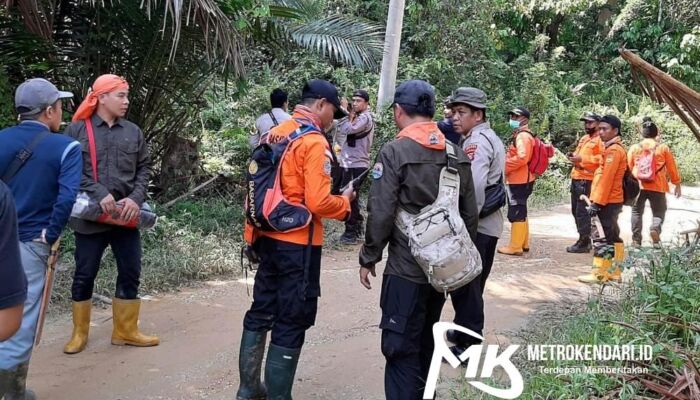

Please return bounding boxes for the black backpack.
[245,121,318,232]
[622,168,640,206]
[613,143,640,206]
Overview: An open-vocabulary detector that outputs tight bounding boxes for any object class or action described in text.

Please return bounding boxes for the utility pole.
[376,0,405,113]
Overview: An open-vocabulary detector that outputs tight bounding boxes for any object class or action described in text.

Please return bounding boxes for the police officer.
[358,80,478,400]
[498,107,535,256]
[578,115,627,283]
[237,80,355,400]
[445,87,505,355]
[566,112,603,253]
[337,89,374,244]
[251,88,292,148]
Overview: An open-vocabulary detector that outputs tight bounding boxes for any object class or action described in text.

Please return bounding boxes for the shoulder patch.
[429,133,439,145]
[323,159,332,176]
[463,143,478,161]
[371,162,383,180]
[606,154,615,164]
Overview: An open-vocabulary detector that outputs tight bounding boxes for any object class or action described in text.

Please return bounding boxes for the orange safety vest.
[571,133,604,181]
[628,138,681,194]
[244,112,350,246]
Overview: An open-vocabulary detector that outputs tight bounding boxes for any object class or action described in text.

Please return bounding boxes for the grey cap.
[15,78,73,116]
[447,87,487,109]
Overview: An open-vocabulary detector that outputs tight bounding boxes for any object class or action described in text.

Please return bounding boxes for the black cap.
[600,114,622,131]
[509,106,530,119]
[352,89,370,102]
[580,112,601,122]
[302,79,347,119]
[393,80,435,108]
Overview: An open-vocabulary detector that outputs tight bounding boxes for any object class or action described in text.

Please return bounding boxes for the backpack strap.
[85,118,99,183]
[268,110,280,127]
[445,142,459,174]
[1,130,50,183]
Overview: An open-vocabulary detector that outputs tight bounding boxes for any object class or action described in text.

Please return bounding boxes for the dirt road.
[28,190,699,399]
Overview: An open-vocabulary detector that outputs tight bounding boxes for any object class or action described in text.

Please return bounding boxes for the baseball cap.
[600,114,622,131]
[579,112,601,122]
[352,89,370,102]
[15,78,73,116]
[446,87,487,109]
[509,106,530,119]
[302,79,347,119]
[393,79,435,108]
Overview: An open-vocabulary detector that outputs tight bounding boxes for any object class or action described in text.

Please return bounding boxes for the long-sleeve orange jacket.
[628,138,681,193]
[505,127,535,184]
[571,133,604,181]
[244,112,351,246]
[590,138,627,206]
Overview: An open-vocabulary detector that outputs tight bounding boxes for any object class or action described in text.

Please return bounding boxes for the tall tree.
[376,0,405,112]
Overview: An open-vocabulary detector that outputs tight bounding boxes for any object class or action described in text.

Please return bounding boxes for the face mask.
[509,119,520,130]
[585,127,596,134]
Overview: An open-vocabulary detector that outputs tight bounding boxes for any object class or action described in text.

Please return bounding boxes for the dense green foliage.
[449,244,700,399]
[201,0,700,192]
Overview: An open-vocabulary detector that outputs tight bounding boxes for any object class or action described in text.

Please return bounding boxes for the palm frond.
[77,0,245,75]
[288,15,384,70]
[272,0,324,20]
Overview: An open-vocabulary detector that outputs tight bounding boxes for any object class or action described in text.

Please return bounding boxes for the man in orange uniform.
[578,115,627,283]
[237,80,354,400]
[628,118,682,246]
[566,112,604,253]
[498,107,535,256]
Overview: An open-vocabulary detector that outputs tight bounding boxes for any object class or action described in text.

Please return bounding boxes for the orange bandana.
[72,74,129,122]
[396,121,445,150]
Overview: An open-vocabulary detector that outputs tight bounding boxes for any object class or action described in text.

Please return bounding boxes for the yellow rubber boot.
[577,257,611,283]
[609,243,624,281]
[111,298,160,347]
[522,219,530,252]
[63,300,92,354]
[498,221,527,256]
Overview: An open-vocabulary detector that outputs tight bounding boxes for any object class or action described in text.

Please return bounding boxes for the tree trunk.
[376,0,405,113]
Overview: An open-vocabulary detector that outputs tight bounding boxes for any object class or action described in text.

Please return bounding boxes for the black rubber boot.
[2,362,36,400]
[566,237,591,253]
[265,344,302,400]
[236,330,268,400]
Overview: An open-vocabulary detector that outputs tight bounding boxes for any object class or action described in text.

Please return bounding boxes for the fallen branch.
[162,175,220,208]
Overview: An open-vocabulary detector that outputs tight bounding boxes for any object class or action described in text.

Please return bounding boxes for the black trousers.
[592,203,623,258]
[243,236,322,349]
[72,228,142,301]
[631,190,667,244]
[380,274,446,400]
[450,232,499,346]
[506,182,534,222]
[570,179,593,238]
[340,167,368,235]
[330,163,343,195]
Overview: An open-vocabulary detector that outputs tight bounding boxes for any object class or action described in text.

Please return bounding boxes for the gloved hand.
[587,203,601,217]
